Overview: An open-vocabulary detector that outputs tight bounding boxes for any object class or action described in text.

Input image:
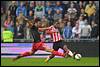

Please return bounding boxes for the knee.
[63,45,68,49]
[63,45,69,51]
[30,51,33,55]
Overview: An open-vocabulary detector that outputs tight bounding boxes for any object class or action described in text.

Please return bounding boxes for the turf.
[1,57,99,66]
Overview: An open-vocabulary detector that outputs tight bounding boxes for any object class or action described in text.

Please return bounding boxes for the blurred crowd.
[1,1,99,42]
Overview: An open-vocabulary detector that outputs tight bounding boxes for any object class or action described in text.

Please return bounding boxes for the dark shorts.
[53,40,65,51]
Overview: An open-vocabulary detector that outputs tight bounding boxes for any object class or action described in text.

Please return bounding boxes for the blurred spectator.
[29,1,35,13]
[1,7,6,26]
[97,36,99,40]
[67,3,77,20]
[62,1,70,14]
[17,1,21,6]
[81,22,91,38]
[60,2,66,18]
[54,10,62,21]
[95,9,99,25]
[16,12,28,25]
[90,9,97,22]
[16,2,27,17]
[36,1,45,6]
[34,2,45,19]
[2,27,13,42]
[24,21,32,39]
[14,22,24,39]
[45,1,53,15]
[76,1,86,12]
[94,1,99,11]
[41,15,47,22]
[41,16,49,27]
[63,22,72,39]
[85,1,96,16]
[80,8,88,20]
[65,1,73,10]
[1,7,5,16]
[77,15,87,29]
[46,10,54,26]
[90,21,99,38]
[8,1,17,31]
[4,16,14,33]
[5,10,11,20]
[54,1,63,14]
[85,1,96,24]
[27,10,34,21]
[58,19,64,28]
[76,1,86,17]
[63,14,68,21]
[8,1,17,17]
[42,1,45,6]
[72,23,81,39]
[24,1,30,16]
[79,1,85,9]
[58,19,64,36]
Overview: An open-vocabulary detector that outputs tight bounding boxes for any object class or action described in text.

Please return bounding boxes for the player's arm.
[46,28,59,34]
[38,27,51,32]
[28,21,35,28]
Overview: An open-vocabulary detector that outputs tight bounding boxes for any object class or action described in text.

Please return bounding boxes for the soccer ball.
[75,54,82,60]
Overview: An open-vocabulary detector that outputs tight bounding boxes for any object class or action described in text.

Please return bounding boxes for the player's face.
[38,21,42,27]
[54,22,59,28]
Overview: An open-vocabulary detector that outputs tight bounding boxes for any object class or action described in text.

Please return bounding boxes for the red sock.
[20,52,31,57]
[52,50,65,57]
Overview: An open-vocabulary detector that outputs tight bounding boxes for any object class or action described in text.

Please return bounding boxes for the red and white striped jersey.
[48,25,62,42]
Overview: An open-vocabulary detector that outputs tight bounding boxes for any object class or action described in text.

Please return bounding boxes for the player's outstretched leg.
[13,51,35,61]
[44,51,68,63]
[44,46,66,57]
[63,45,77,59]
[44,54,55,63]
[44,47,66,63]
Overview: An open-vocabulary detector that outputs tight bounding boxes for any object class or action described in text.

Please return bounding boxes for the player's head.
[34,18,41,27]
[37,20,42,27]
[53,21,60,28]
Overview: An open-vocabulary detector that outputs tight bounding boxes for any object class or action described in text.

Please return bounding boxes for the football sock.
[52,50,65,57]
[20,52,31,57]
[68,50,73,57]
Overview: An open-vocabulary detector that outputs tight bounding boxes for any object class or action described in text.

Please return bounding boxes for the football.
[75,54,82,60]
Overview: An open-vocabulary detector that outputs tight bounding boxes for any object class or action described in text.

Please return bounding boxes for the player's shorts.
[53,40,65,51]
[31,41,47,51]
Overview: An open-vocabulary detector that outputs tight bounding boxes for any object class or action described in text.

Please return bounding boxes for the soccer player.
[42,22,76,62]
[13,20,67,61]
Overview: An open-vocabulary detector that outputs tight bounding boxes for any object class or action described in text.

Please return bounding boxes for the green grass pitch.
[1,57,99,66]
